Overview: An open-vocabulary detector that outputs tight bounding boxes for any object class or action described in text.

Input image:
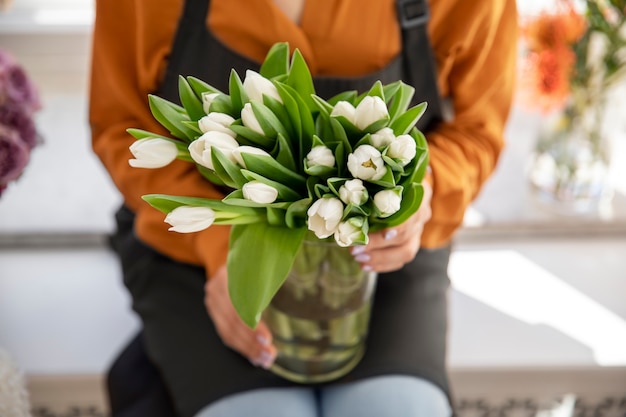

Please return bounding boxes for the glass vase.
[263,233,377,383]
[528,98,613,213]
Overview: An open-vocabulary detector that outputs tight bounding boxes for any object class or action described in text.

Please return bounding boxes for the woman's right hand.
[204,264,277,369]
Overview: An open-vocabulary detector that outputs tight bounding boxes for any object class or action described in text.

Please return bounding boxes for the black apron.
[111,1,452,416]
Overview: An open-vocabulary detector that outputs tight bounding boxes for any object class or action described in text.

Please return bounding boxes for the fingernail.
[256,334,270,347]
[354,253,370,262]
[252,350,275,369]
[384,229,398,240]
[351,245,366,255]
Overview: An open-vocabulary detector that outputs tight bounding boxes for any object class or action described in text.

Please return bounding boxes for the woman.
[89,0,517,416]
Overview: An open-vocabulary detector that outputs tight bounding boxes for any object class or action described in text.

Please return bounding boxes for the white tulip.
[241,103,265,135]
[306,145,335,168]
[354,96,388,130]
[307,197,344,239]
[370,127,396,149]
[330,101,356,124]
[242,70,282,103]
[338,179,368,206]
[387,134,417,166]
[198,112,236,137]
[188,131,239,170]
[242,181,278,204]
[373,189,402,217]
[202,92,220,114]
[334,218,366,247]
[165,206,215,233]
[233,145,271,168]
[347,145,386,181]
[129,138,178,169]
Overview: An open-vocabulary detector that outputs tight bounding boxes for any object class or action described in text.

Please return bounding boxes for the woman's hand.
[351,180,433,273]
[204,265,277,369]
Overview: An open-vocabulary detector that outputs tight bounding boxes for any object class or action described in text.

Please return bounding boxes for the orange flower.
[518,0,586,113]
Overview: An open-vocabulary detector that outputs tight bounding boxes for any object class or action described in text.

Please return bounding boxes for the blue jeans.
[194,375,452,417]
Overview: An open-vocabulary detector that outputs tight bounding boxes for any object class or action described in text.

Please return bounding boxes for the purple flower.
[0,106,38,149]
[0,125,30,187]
[0,48,41,114]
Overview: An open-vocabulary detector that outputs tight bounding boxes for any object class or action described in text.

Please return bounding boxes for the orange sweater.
[89,0,517,278]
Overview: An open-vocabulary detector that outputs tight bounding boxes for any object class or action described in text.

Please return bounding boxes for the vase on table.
[528,94,613,214]
[263,233,377,383]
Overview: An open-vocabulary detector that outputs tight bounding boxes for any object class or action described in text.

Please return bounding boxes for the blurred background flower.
[0,47,42,197]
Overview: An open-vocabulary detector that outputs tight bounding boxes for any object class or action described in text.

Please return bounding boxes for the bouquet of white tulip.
[128,43,429,328]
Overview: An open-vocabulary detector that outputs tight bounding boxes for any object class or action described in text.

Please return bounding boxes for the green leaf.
[181,121,202,135]
[242,153,307,190]
[273,133,297,172]
[311,94,334,116]
[287,49,316,111]
[229,69,247,114]
[327,90,358,106]
[229,124,275,149]
[264,95,294,138]
[197,165,226,187]
[211,147,247,189]
[275,83,302,146]
[387,82,415,122]
[390,102,427,136]
[266,206,287,227]
[126,128,175,142]
[276,83,315,154]
[260,42,290,79]
[285,198,311,229]
[251,101,289,139]
[363,80,385,102]
[178,75,206,121]
[187,76,223,97]
[382,81,402,105]
[228,224,307,328]
[361,117,390,134]
[142,194,264,220]
[148,95,197,141]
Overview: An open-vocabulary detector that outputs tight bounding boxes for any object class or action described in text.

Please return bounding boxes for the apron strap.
[396,0,445,131]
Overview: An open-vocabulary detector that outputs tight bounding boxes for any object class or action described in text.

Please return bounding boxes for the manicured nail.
[251,350,275,369]
[384,229,398,240]
[256,334,270,347]
[351,245,366,255]
[355,253,370,262]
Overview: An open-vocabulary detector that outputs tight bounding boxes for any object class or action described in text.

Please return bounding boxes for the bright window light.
[33,8,93,26]
[449,250,626,366]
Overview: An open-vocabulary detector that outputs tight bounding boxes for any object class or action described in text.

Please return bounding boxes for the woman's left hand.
[351,180,432,273]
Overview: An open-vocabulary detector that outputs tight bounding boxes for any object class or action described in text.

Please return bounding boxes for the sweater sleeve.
[422,0,518,247]
[89,0,229,278]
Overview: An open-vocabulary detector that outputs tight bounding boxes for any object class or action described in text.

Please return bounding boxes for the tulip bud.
[354,96,389,130]
[202,92,220,114]
[306,145,335,168]
[330,101,356,124]
[307,197,344,239]
[188,131,239,170]
[241,103,265,135]
[338,179,368,206]
[373,189,402,217]
[198,112,236,137]
[334,217,367,247]
[165,206,215,233]
[242,181,278,204]
[232,145,271,168]
[242,70,282,103]
[387,134,417,166]
[370,127,395,149]
[129,138,178,169]
[347,145,386,181]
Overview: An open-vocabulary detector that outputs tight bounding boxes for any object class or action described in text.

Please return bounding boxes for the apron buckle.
[396,0,429,29]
